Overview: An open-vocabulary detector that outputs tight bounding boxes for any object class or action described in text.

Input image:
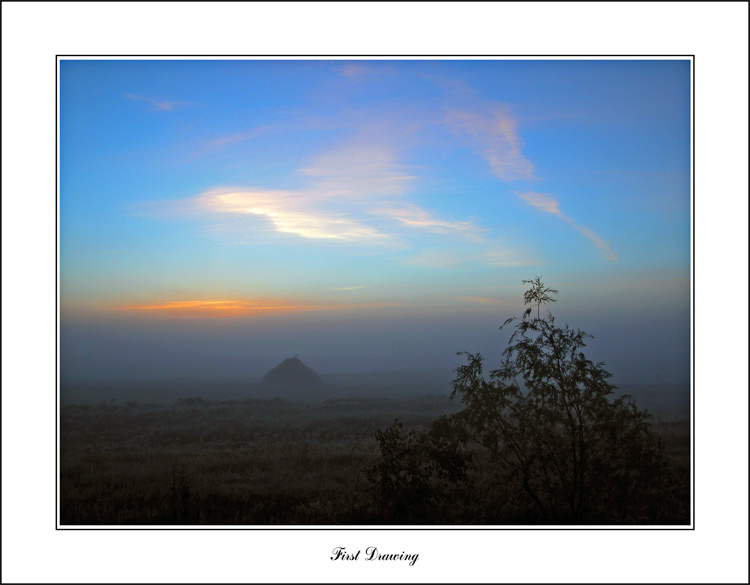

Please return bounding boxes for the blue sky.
[59,58,691,379]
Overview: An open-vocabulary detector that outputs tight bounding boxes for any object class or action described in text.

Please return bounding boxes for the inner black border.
[55,54,696,531]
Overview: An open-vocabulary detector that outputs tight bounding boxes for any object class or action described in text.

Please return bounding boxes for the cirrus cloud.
[197,188,391,242]
[146,137,494,248]
[369,204,488,240]
[125,94,195,112]
[518,191,618,261]
[445,105,535,181]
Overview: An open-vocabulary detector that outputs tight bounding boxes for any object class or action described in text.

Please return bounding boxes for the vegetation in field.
[60,395,461,524]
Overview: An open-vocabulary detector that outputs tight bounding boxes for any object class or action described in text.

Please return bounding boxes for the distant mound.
[261,356,323,386]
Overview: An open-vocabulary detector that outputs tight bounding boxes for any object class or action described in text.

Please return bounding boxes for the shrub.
[450,277,663,523]
[367,418,471,523]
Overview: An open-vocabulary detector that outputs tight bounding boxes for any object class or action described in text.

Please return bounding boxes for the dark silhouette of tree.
[521,276,557,319]
[450,277,661,523]
[367,278,683,524]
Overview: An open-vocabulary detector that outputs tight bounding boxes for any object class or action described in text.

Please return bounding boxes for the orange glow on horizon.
[109,299,402,318]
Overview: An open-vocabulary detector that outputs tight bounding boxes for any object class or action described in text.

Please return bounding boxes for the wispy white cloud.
[434,76,616,263]
[203,125,275,152]
[445,105,535,181]
[338,62,383,78]
[518,191,618,261]
[370,204,487,240]
[134,65,627,277]
[518,191,561,214]
[162,136,488,246]
[138,73,572,260]
[186,142,417,243]
[300,144,416,199]
[125,94,193,112]
[558,218,618,262]
[197,189,391,243]
[404,241,535,269]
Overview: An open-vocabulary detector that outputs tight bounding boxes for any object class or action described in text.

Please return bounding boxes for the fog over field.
[62,302,689,385]
[61,281,690,419]
[61,303,690,419]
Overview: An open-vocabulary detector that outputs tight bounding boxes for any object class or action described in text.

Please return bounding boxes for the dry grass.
[60,396,689,525]
[60,396,456,525]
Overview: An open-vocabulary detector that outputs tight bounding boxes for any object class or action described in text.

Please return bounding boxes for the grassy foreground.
[60,395,689,525]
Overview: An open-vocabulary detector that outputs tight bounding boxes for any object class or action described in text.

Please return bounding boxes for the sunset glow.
[112,299,403,318]
[116,299,309,318]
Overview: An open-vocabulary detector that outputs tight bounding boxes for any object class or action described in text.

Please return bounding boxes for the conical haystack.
[261,356,323,386]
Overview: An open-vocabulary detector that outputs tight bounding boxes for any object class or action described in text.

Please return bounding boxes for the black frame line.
[55,53,696,531]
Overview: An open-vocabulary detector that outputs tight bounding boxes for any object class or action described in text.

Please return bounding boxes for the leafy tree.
[451,277,661,523]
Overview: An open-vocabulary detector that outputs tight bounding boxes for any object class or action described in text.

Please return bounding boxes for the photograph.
[3,0,749,581]
[58,57,693,528]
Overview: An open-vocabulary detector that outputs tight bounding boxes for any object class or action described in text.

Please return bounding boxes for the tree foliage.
[451,277,661,523]
[368,278,681,524]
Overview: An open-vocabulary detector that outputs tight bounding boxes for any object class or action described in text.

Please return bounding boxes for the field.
[59,377,690,526]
